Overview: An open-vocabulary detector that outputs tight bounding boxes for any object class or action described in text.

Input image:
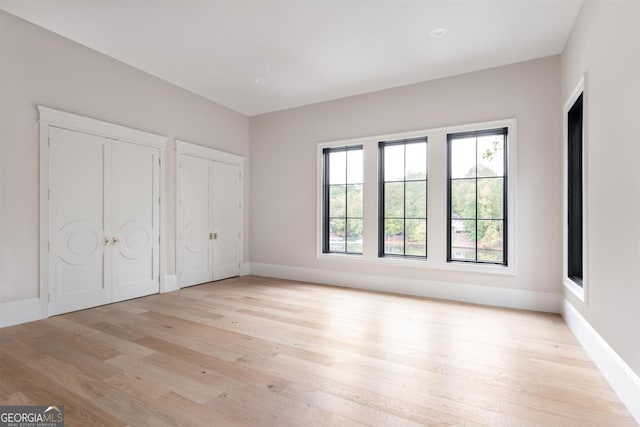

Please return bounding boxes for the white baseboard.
[162,275,179,293]
[1,274,180,328]
[0,297,43,328]
[562,300,640,423]
[249,263,562,313]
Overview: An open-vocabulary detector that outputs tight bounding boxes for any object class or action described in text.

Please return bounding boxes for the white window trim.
[562,76,588,303]
[317,118,517,276]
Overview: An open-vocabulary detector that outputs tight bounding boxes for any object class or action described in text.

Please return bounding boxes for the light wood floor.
[0,276,636,426]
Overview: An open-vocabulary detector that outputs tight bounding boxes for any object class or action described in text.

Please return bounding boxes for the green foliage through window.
[379,138,428,258]
[448,129,507,264]
[323,146,363,254]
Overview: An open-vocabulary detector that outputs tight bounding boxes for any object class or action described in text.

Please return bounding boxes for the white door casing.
[176,140,244,288]
[40,106,166,317]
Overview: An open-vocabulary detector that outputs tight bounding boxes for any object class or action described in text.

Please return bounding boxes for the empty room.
[0,0,639,426]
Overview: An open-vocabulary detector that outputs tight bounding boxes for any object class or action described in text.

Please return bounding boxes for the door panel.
[49,127,111,315]
[212,161,241,281]
[111,141,160,302]
[179,154,213,287]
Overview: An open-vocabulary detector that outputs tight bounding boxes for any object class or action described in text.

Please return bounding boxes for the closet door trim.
[175,140,245,288]
[39,105,168,319]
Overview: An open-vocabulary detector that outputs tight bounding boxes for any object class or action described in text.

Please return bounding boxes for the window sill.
[563,277,586,302]
[318,253,515,276]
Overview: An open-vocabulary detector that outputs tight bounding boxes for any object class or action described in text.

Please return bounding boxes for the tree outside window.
[379,138,428,258]
[323,146,363,254]
[448,129,507,265]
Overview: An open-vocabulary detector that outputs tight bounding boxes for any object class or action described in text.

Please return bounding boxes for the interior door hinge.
[48,137,50,146]
[159,197,161,204]
[159,158,161,166]
[48,294,51,303]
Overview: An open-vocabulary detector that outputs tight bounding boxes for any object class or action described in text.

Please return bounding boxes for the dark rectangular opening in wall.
[568,92,583,286]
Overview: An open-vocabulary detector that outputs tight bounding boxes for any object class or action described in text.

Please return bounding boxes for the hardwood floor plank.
[93,390,182,427]
[325,414,371,427]
[106,354,223,405]
[280,382,445,427]
[0,275,635,426]
[154,391,251,427]
[34,335,121,380]
[135,336,290,391]
[238,350,534,426]
[26,354,111,401]
[0,392,36,406]
[208,386,331,427]
[0,353,126,426]
[102,371,169,400]
[36,320,121,361]
[52,319,155,358]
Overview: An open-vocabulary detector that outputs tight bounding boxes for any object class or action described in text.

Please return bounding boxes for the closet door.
[49,127,111,315]
[111,141,160,301]
[179,154,213,287]
[212,161,241,280]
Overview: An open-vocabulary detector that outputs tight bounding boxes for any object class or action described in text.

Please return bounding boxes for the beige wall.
[0,11,250,302]
[561,0,640,377]
[250,56,562,296]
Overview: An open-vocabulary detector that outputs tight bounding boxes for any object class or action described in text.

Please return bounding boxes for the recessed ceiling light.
[430,28,447,38]
[252,77,263,84]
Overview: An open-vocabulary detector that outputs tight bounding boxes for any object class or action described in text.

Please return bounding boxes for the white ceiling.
[0,0,582,116]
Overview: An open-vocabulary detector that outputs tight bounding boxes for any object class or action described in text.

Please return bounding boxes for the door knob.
[104,237,111,246]
[209,232,218,240]
[112,237,120,246]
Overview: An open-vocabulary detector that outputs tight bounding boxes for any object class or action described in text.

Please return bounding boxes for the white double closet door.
[48,127,160,315]
[179,153,241,287]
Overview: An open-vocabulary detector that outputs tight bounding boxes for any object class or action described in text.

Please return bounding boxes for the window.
[379,137,428,258]
[318,119,515,275]
[563,78,585,299]
[448,128,507,265]
[567,93,583,286]
[322,146,363,254]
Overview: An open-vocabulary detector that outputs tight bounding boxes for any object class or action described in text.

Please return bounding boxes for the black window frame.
[447,127,508,266]
[567,93,584,286]
[378,137,428,259]
[322,145,364,255]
